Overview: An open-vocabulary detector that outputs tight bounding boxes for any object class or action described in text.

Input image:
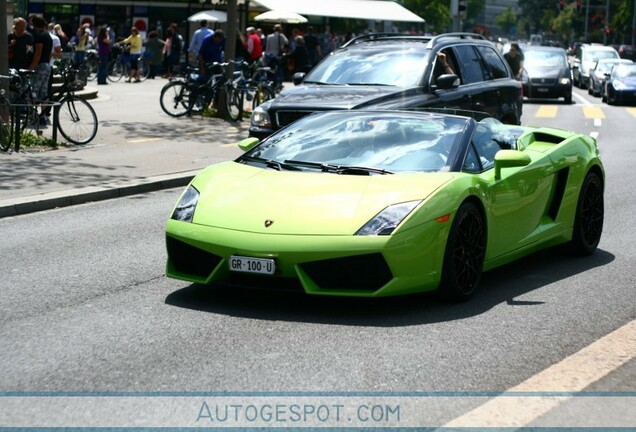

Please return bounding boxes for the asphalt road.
[0,86,634,428]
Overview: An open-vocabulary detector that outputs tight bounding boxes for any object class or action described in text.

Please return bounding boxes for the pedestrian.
[161,28,172,78]
[53,24,68,50]
[8,17,34,70]
[188,20,213,66]
[504,43,525,81]
[28,16,53,126]
[144,30,165,79]
[264,24,288,87]
[96,25,111,84]
[244,27,262,64]
[118,27,143,82]
[73,24,91,67]
[303,26,320,66]
[285,35,311,74]
[198,29,225,78]
[168,23,184,77]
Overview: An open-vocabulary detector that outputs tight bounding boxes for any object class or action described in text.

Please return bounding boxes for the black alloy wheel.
[439,201,486,302]
[570,172,604,255]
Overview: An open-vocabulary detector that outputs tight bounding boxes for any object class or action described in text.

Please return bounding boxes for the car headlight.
[251,106,272,128]
[613,80,627,90]
[171,186,199,223]
[560,77,571,85]
[356,200,421,236]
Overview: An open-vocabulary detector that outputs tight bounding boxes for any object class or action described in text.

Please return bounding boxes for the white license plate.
[536,88,549,92]
[229,255,276,275]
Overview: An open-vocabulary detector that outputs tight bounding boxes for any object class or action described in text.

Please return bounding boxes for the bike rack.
[7,101,61,153]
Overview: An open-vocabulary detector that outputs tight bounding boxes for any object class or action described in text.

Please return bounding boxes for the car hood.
[614,76,636,87]
[190,162,453,235]
[270,84,414,109]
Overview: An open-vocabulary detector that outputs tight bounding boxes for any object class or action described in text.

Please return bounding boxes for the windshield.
[242,112,469,173]
[303,45,429,87]
[614,65,636,79]
[584,49,619,63]
[524,50,568,69]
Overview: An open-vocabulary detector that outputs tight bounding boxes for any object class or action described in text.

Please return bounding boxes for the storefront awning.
[251,0,425,23]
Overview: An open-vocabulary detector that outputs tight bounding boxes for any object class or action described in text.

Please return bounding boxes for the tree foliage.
[402,0,486,34]
[496,7,518,36]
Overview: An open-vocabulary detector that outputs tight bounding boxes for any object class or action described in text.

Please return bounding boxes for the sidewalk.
[0,78,250,218]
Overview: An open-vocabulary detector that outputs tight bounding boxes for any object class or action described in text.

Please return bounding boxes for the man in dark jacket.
[8,17,34,70]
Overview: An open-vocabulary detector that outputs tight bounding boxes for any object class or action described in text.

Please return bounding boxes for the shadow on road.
[165,247,615,327]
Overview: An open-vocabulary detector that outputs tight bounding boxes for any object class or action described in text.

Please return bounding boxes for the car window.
[462,144,482,173]
[614,65,636,78]
[584,49,619,63]
[454,45,487,84]
[303,45,429,87]
[476,45,509,79]
[247,112,469,173]
[525,50,568,68]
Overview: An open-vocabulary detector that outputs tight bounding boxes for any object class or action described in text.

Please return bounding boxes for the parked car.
[249,33,523,140]
[616,44,636,61]
[588,58,633,97]
[602,63,636,105]
[571,44,620,89]
[521,46,572,103]
[168,109,604,301]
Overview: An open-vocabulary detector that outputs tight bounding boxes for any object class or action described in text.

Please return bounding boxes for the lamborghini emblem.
[264,220,274,228]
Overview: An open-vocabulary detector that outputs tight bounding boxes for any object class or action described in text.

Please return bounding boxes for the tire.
[225,85,243,122]
[160,81,191,117]
[438,201,486,302]
[86,57,99,81]
[138,58,150,81]
[108,60,124,82]
[0,99,11,152]
[564,92,572,104]
[569,172,604,256]
[55,95,98,145]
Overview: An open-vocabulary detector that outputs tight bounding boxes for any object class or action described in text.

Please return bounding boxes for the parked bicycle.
[49,60,99,145]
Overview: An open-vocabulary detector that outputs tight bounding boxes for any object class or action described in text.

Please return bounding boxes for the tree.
[401,0,453,33]
[496,7,518,36]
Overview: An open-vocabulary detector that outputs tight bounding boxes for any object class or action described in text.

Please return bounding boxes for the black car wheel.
[570,172,604,256]
[564,92,572,104]
[439,201,486,302]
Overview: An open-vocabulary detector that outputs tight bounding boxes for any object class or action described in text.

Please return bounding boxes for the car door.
[453,45,502,118]
[466,121,557,259]
[426,47,474,112]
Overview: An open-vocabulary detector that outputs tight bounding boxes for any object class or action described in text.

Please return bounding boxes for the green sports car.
[165,110,604,301]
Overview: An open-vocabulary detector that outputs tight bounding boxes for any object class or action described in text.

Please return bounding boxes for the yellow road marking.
[583,106,606,119]
[445,319,636,427]
[535,106,558,118]
[128,138,162,143]
[627,108,636,119]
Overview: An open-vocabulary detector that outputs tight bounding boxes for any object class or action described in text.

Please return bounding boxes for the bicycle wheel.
[138,58,150,81]
[108,60,124,82]
[86,57,99,81]
[55,95,98,145]
[225,85,243,122]
[252,83,276,111]
[0,98,11,152]
[160,81,191,117]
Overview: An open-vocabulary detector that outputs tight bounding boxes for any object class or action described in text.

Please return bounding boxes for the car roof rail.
[427,32,487,48]
[341,32,428,48]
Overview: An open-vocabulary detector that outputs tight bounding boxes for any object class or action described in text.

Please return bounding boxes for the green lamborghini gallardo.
[166,110,604,301]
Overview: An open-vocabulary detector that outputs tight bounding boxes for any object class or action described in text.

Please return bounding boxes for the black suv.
[249,33,523,139]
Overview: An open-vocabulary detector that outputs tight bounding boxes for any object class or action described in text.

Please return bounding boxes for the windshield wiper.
[284,160,393,175]
[239,155,302,171]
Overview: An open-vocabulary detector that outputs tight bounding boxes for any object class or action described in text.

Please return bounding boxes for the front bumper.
[165,218,448,297]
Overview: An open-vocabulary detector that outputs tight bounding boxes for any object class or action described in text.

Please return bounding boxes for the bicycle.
[159,62,228,117]
[48,60,99,145]
[108,45,150,82]
[224,61,277,121]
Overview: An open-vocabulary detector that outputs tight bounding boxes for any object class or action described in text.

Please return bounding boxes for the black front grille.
[166,236,222,279]
[530,78,557,85]
[300,253,393,292]
[275,111,314,128]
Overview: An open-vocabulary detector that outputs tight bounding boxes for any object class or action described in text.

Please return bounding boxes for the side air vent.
[166,236,222,279]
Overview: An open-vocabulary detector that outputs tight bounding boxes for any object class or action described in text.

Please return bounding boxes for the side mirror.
[238,137,260,152]
[494,150,531,179]
[604,72,611,78]
[293,72,306,86]
[435,74,460,90]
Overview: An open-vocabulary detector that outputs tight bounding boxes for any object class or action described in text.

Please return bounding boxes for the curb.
[0,171,198,219]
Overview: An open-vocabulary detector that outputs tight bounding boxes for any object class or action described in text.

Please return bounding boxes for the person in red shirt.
[245,27,262,64]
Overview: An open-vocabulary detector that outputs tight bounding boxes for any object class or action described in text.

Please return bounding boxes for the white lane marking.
[590,131,599,139]
[573,91,592,106]
[594,118,602,127]
[444,319,636,427]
